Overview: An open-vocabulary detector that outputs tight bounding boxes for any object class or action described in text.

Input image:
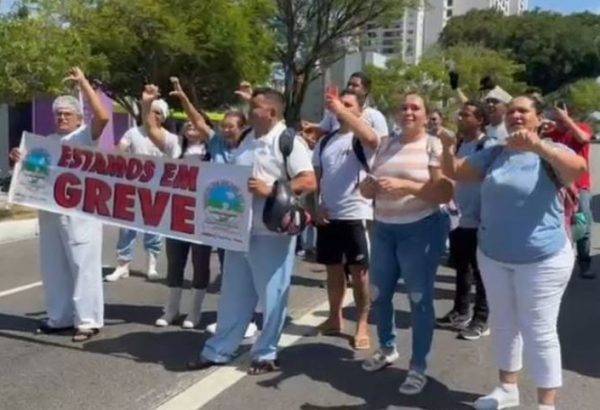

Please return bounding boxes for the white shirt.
[232,121,314,235]
[486,122,508,142]
[312,131,376,220]
[119,126,181,158]
[47,125,95,145]
[319,107,389,138]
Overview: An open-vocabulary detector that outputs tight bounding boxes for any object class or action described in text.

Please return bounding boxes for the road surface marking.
[0,281,42,298]
[157,292,352,410]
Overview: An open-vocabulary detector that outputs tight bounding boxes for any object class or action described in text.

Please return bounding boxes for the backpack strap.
[317,128,341,174]
[352,137,370,173]
[279,127,296,181]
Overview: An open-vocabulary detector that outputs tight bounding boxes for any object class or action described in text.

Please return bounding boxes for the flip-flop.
[317,321,342,336]
[72,328,99,342]
[248,359,280,375]
[353,335,371,350]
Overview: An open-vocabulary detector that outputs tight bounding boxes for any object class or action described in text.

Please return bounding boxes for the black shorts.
[316,220,370,266]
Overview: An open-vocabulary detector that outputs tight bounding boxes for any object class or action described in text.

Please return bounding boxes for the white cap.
[52,95,83,116]
[151,99,169,123]
[484,86,512,104]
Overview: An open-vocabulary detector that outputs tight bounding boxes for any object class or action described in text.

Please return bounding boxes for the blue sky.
[1,0,599,14]
[530,0,600,14]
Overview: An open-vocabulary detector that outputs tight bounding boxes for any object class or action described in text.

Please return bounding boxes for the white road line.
[157,292,353,410]
[0,281,42,298]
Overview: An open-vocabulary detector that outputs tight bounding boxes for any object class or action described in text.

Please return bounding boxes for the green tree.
[439,9,600,94]
[546,78,600,118]
[367,44,527,116]
[0,11,101,103]
[274,0,417,124]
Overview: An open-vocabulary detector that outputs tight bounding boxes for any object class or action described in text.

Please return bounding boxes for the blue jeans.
[116,228,162,262]
[201,234,296,362]
[576,189,592,264]
[371,211,449,373]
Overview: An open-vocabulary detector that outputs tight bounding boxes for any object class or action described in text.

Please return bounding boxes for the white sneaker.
[105,264,130,282]
[205,321,258,338]
[362,348,399,372]
[155,288,182,327]
[244,322,258,338]
[147,253,159,281]
[474,385,520,409]
[206,322,217,334]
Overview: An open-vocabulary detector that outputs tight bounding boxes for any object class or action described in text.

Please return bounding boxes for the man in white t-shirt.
[188,88,316,374]
[312,88,380,350]
[483,86,511,142]
[105,92,181,282]
[303,72,389,141]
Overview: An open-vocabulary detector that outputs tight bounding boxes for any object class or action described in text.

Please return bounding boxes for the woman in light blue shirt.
[440,96,586,410]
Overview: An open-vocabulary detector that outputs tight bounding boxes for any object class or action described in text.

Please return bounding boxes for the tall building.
[363,0,528,63]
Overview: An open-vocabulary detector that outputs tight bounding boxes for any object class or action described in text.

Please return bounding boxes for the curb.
[0,218,39,245]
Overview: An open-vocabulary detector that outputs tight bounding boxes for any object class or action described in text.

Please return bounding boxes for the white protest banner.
[8,132,253,252]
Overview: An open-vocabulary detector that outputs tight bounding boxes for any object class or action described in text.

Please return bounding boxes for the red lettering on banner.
[54,172,82,208]
[57,145,72,168]
[140,160,156,183]
[88,152,108,175]
[107,155,127,178]
[173,165,199,192]
[138,188,169,226]
[82,177,111,216]
[80,149,95,172]
[71,148,84,169]
[113,184,136,221]
[171,194,195,234]
[160,163,177,187]
[126,158,143,181]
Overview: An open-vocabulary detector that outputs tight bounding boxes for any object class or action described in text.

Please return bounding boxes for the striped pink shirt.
[372,133,442,224]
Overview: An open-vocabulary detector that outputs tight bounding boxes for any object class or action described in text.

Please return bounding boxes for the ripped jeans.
[370,212,449,373]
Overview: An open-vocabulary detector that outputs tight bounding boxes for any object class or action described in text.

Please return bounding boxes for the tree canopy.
[439,9,600,94]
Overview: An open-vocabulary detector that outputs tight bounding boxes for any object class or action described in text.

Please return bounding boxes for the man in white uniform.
[105,94,180,282]
[10,67,110,342]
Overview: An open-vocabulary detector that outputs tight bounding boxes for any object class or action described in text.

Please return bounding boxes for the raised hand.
[64,67,86,85]
[553,103,570,122]
[142,84,160,104]
[324,86,344,114]
[234,81,253,101]
[168,77,186,100]
[9,147,23,163]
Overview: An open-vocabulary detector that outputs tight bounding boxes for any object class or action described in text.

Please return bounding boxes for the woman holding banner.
[9,67,110,342]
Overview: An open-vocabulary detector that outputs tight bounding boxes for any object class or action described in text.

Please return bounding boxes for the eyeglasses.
[485,98,502,105]
[55,111,75,118]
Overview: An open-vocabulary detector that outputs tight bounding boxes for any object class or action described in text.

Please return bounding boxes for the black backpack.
[240,127,296,180]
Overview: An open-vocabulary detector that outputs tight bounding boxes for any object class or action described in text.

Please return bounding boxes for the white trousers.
[39,211,104,329]
[478,242,573,388]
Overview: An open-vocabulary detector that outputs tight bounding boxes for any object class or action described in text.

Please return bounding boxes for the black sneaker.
[436,310,471,330]
[459,321,490,340]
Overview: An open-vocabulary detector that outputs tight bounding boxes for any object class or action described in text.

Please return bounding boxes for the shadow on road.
[559,254,600,380]
[257,342,479,409]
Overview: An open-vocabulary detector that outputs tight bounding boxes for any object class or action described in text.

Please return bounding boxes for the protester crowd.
[7,66,595,410]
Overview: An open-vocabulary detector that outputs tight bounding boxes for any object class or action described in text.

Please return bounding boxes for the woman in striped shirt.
[359,93,453,395]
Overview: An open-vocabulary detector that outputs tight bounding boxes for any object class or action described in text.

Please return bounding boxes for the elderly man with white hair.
[9,67,110,342]
[105,89,181,282]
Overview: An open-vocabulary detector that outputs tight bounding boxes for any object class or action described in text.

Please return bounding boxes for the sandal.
[318,321,342,336]
[399,370,427,395]
[248,359,280,375]
[72,328,100,342]
[353,334,371,350]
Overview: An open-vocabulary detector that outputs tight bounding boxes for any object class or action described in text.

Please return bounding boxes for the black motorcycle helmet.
[263,181,311,235]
